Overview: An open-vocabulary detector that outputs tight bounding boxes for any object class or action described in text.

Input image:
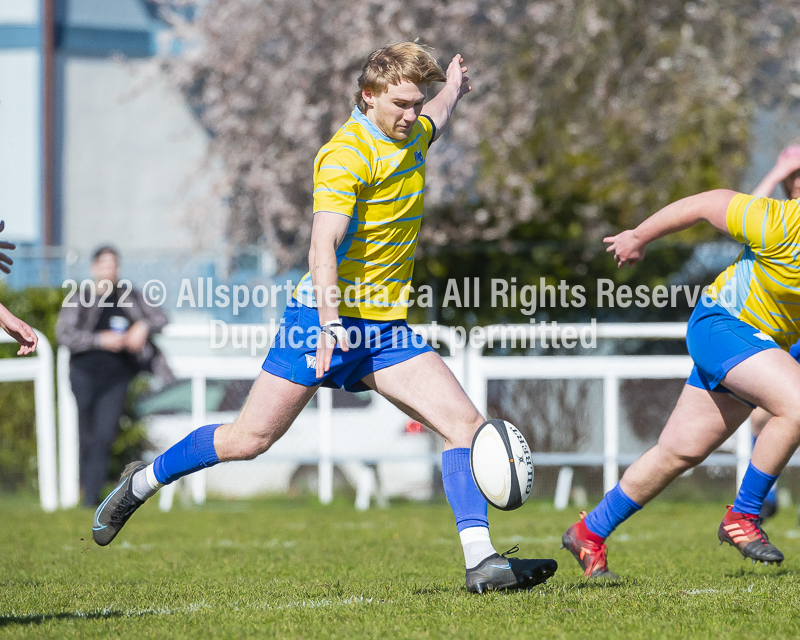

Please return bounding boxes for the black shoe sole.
[467,558,557,594]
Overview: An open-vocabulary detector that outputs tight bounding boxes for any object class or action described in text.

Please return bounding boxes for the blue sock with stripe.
[733,462,778,515]
[152,424,222,485]
[584,483,643,539]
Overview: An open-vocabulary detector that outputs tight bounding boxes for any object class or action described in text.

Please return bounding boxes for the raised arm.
[421,54,471,142]
[751,146,800,198]
[604,189,737,268]
[309,211,352,378]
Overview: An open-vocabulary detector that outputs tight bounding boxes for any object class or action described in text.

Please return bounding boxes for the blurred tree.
[153,0,800,290]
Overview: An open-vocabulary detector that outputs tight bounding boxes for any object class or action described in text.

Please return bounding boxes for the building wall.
[0,0,42,244]
[61,56,219,255]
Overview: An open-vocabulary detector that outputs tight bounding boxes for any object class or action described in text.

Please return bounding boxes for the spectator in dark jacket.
[57,246,173,506]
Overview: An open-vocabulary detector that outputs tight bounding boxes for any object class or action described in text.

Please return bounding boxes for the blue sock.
[584,483,642,539]
[733,462,778,515]
[765,482,779,505]
[153,424,221,485]
[751,436,780,508]
[442,448,488,532]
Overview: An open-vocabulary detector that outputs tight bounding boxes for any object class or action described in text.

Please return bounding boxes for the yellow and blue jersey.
[293,106,436,321]
[707,193,800,349]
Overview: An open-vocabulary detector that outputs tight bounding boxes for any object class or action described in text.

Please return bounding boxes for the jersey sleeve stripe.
[340,131,373,146]
[741,197,756,243]
[335,144,372,167]
[314,187,358,197]
[357,189,425,204]
[319,165,368,186]
[781,201,787,239]
[761,204,769,249]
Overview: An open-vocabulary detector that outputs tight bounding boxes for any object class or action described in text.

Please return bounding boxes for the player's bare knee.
[228,434,271,460]
[666,448,703,471]
[219,418,276,460]
[785,409,800,432]
[779,414,800,447]
[764,409,800,440]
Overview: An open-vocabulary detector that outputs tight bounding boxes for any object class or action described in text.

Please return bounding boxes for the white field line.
[271,596,379,611]
[661,584,756,596]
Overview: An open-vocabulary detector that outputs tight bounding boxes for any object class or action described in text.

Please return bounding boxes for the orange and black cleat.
[561,511,620,580]
[718,505,784,566]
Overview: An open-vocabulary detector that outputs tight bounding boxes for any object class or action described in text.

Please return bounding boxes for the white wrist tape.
[320,320,347,346]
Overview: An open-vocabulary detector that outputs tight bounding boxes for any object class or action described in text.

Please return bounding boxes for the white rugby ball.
[470,419,533,511]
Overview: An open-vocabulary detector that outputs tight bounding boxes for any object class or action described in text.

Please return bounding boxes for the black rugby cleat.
[92,461,147,546]
[466,545,557,593]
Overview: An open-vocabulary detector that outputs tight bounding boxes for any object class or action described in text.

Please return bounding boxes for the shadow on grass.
[0,609,152,627]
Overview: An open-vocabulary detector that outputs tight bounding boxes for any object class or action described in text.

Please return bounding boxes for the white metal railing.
[53,322,757,509]
[462,323,751,492]
[0,330,58,511]
[57,346,79,508]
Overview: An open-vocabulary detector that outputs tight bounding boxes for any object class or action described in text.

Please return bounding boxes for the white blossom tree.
[154,0,800,268]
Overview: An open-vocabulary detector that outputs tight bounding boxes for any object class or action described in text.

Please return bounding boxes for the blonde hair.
[354,42,446,113]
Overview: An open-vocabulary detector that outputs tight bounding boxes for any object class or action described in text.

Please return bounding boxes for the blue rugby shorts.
[791,340,800,362]
[685,297,782,402]
[262,298,433,392]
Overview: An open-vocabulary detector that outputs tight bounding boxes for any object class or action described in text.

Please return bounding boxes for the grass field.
[3,494,800,639]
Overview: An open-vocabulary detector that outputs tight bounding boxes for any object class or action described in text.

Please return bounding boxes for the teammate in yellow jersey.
[742,145,800,519]
[562,188,800,579]
[93,42,557,593]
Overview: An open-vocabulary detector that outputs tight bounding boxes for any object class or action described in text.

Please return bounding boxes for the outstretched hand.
[603,229,647,268]
[0,221,15,275]
[446,54,471,101]
[0,306,38,355]
[315,324,349,379]
[772,146,800,181]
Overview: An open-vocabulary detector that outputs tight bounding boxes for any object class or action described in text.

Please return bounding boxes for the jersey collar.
[351,106,403,145]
